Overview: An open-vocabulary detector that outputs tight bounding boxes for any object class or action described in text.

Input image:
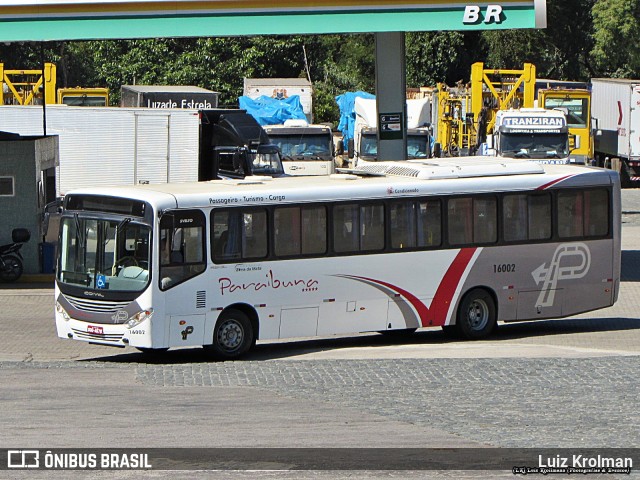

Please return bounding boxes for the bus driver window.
[159,210,206,290]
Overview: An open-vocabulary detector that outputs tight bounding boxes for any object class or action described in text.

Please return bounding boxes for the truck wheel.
[207,309,254,360]
[455,288,496,340]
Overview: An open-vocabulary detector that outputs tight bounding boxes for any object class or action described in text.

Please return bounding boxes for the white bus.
[54,157,621,359]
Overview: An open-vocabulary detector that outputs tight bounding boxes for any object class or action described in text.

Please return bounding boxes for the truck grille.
[64,294,131,314]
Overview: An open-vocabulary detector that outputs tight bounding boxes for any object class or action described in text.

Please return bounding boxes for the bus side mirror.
[335,138,344,156]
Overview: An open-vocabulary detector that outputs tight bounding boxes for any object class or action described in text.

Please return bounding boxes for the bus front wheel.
[456,288,496,340]
[208,309,254,359]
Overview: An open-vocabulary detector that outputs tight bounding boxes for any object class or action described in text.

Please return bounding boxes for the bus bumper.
[55,314,153,349]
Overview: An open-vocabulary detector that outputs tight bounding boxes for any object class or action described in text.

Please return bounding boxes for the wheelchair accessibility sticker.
[96,274,107,289]
[531,243,591,307]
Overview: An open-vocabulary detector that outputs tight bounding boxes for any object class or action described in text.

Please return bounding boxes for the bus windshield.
[57,215,151,292]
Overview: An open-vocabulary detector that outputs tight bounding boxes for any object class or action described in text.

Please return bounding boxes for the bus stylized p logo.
[7,450,39,468]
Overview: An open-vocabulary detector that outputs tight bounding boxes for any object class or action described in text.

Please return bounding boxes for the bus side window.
[333,204,383,253]
[558,191,584,238]
[390,201,416,249]
[503,194,528,242]
[159,210,206,290]
[243,210,268,259]
[528,194,551,240]
[473,197,497,244]
[275,207,301,256]
[360,204,384,251]
[333,204,359,253]
[448,197,473,245]
[301,206,327,255]
[417,200,441,247]
[584,189,609,236]
[213,211,240,261]
[274,205,327,257]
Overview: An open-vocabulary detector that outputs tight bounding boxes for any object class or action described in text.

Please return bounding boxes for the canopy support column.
[375,31,407,161]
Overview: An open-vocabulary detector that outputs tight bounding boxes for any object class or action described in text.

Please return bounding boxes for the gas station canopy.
[0,0,546,41]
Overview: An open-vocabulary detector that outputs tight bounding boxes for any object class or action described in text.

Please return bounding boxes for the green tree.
[482,0,595,80]
[406,31,482,87]
[591,0,640,77]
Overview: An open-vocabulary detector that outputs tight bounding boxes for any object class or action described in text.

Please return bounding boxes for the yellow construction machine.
[1,62,109,106]
[434,62,536,155]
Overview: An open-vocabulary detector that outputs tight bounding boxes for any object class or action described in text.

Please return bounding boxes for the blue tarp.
[238,95,306,126]
[335,91,375,145]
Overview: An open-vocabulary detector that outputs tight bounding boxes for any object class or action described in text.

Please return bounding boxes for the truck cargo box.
[243,78,313,123]
[591,78,640,162]
[0,105,201,196]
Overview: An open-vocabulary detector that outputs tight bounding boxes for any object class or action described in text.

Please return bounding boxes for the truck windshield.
[57,216,151,292]
[250,150,284,175]
[543,98,589,128]
[272,134,332,159]
[361,133,430,159]
[360,133,377,159]
[500,133,569,159]
[61,96,108,107]
[407,134,430,158]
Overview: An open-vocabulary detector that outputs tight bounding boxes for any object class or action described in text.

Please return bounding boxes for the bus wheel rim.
[218,319,244,351]
[467,299,489,331]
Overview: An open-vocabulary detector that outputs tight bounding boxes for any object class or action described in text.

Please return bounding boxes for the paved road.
[1,189,640,478]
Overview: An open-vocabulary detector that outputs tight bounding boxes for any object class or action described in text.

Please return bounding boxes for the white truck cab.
[484,108,575,164]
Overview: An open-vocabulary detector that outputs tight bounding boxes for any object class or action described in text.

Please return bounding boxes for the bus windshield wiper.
[117,217,132,231]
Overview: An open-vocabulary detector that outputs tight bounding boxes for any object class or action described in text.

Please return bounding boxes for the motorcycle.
[0,228,31,282]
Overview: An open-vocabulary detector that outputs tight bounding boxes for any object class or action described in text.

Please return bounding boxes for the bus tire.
[455,288,496,340]
[208,309,254,360]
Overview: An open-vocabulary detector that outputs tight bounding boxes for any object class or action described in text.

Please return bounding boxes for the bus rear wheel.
[207,309,254,360]
[456,288,496,340]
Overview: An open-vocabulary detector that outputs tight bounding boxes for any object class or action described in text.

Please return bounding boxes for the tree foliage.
[482,0,596,80]
[591,0,640,77]
[0,0,637,124]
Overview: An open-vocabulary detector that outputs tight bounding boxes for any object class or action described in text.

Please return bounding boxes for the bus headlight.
[126,308,154,329]
[56,301,71,321]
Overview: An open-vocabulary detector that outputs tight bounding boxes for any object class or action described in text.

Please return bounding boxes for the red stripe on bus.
[536,175,573,190]
[348,248,477,327]
[428,247,477,326]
